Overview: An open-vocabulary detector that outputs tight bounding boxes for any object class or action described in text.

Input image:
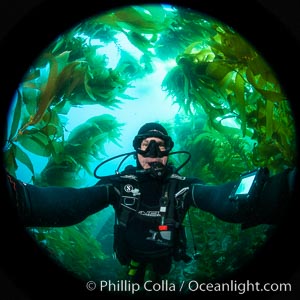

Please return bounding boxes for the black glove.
[5,172,18,200]
[240,167,296,228]
[258,168,296,224]
[5,172,30,221]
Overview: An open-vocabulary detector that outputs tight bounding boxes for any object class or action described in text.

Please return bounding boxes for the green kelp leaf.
[8,90,23,142]
[22,87,41,116]
[248,55,279,87]
[252,140,288,170]
[15,143,34,175]
[86,132,110,157]
[84,67,129,108]
[3,145,18,177]
[25,54,58,127]
[54,61,86,100]
[17,131,52,157]
[125,31,154,55]
[40,110,64,138]
[246,68,285,102]
[265,100,274,139]
[211,28,255,62]
[40,158,87,187]
[117,93,137,100]
[48,140,64,158]
[22,68,41,82]
[53,98,73,115]
[258,89,286,103]
[233,72,247,136]
[184,42,206,55]
[113,5,172,34]
[205,60,233,82]
[32,224,106,280]
[139,5,168,24]
[162,66,185,98]
[40,124,61,137]
[212,120,242,137]
[63,114,124,169]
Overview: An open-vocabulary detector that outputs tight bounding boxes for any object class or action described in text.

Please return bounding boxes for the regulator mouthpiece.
[148,161,166,178]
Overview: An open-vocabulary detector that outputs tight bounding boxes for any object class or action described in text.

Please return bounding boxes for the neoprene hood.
[132,122,174,152]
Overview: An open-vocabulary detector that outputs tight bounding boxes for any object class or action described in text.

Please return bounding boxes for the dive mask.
[133,133,174,157]
[135,140,169,158]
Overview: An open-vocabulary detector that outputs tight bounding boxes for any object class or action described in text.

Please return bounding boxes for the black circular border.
[1,1,299,299]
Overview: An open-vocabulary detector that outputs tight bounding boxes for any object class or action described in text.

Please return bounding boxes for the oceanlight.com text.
[187,280,292,294]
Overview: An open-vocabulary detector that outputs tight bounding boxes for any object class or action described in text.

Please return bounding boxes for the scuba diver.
[5,122,296,284]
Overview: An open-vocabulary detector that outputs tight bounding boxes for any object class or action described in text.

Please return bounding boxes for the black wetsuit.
[6,166,293,282]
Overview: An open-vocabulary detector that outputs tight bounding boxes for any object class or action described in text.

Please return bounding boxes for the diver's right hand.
[5,171,17,200]
[5,172,31,222]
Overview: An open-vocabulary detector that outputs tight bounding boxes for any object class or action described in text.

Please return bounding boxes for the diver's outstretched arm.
[190,168,296,227]
[5,173,111,227]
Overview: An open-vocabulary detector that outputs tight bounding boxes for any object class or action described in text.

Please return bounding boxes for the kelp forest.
[3,4,297,287]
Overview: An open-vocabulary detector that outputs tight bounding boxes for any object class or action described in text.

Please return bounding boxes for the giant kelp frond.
[177,128,254,183]
[162,20,295,175]
[4,20,138,178]
[96,4,174,35]
[29,214,107,280]
[174,207,271,283]
[35,114,124,187]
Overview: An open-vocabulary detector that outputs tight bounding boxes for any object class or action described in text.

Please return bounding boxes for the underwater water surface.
[3,3,297,290]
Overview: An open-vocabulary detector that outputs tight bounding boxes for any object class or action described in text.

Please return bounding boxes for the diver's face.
[137,137,168,169]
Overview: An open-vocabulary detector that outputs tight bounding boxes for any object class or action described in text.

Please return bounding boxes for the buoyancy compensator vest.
[111,168,192,265]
